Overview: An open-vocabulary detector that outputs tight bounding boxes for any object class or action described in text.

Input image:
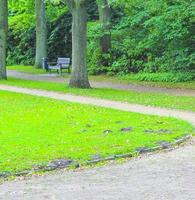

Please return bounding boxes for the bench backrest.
[57,58,70,68]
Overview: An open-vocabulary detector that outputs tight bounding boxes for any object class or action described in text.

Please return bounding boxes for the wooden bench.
[42,57,71,75]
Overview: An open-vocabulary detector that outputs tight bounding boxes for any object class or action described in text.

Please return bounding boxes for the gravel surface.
[0,84,194,200]
[0,139,195,200]
[8,70,195,97]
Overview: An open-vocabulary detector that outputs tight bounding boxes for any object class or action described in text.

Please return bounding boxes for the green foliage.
[0,90,193,172]
[87,22,106,74]
[87,0,195,78]
[8,0,195,82]
[7,27,36,65]
[120,72,195,83]
[7,0,71,65]
[8,0,99,65]
[47,12,72,60]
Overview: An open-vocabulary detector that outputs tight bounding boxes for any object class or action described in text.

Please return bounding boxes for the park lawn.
[0,90,193,173]
[7,65,195,90]
[7,65,46,74]
[0,78,195,112]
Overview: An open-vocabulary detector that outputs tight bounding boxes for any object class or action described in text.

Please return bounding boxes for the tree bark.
[35,0,47,68]
[69,1,90,88]
[97,0,111,54]
[0,0,8,79]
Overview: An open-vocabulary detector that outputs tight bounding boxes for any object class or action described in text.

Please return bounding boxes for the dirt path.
[8,70,195,97]
[0,85,195,125]
[0,85,195,200]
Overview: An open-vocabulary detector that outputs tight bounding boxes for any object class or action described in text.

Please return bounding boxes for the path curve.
[1,139,195,200]
[0,85,195,200]
[0,84,195,125]
[8,70,195,97]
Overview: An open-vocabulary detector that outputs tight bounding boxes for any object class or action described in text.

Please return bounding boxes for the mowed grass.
[1,78,195,112]
[7,65,45,74]
[0,90,193,173]
[7,65,195,90]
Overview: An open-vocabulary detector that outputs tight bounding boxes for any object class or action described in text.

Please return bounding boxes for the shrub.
[119,72,195,83]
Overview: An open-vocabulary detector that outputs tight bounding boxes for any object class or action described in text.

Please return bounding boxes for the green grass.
[7,65,46,74]
[7,65,195,90]
[0,90,193,173]
[0,78,195,112]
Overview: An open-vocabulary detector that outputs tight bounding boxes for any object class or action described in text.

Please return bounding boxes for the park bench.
[42,57,71,75]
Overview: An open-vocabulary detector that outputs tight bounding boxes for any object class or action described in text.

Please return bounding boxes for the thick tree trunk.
[0,0,8,79]
[97,0,111,54]
[69,3,90,88]
[35,0,47,68]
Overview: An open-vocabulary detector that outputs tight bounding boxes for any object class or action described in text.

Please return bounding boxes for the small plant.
[119,72,195,83]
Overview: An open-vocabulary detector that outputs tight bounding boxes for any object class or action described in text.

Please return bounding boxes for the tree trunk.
[35,0,47,68]
[97,0,111,54]
[0,0,8,79]
[69,2,90,88]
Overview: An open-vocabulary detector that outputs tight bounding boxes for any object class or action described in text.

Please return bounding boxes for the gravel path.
[0,85,195,125]
[0,84,195,200]
[0,139,195,200]
[8,70,195,97]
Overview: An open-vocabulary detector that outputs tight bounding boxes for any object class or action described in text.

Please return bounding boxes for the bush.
[87,0,195,78]
[119,72,195,83]
[8,0,195,83]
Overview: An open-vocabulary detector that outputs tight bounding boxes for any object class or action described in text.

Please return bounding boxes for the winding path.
[0,84,195,125]
[8,70,195,97]
[0,84,195,200]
